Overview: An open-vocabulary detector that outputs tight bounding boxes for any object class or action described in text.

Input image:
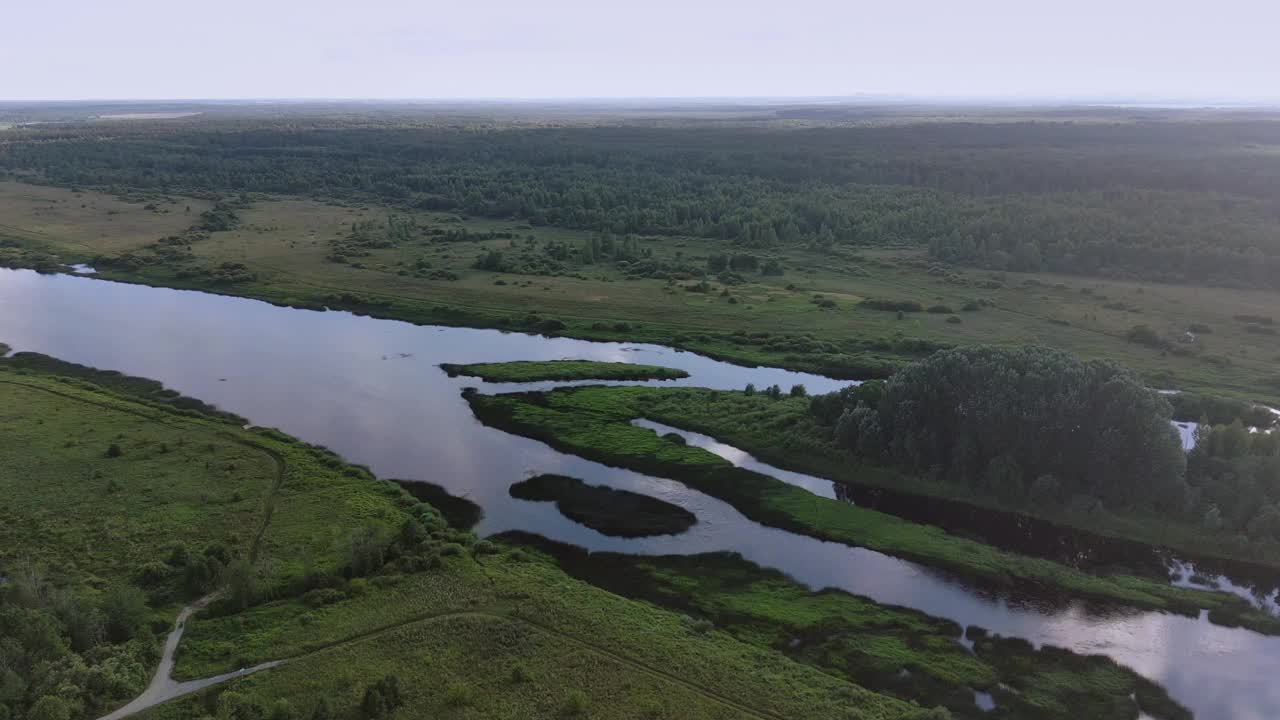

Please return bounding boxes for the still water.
[0,268,1274,719]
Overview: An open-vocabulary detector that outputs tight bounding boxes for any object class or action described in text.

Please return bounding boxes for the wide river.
[0,268,1273,720]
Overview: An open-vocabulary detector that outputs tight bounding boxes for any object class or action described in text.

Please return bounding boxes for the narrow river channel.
[0,268,1274,719]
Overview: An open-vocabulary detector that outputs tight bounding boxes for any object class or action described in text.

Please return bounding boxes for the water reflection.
[0,268,1277,719]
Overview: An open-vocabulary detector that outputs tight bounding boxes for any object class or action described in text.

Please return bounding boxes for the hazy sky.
[5,0,1278,102]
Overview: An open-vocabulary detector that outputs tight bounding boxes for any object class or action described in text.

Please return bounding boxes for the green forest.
[4,119,1280,288]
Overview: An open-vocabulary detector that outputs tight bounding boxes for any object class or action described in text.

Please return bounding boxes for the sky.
[4,0,1279,102]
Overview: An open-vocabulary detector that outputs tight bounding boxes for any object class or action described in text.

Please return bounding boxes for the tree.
[101,584,148,643]
[834,345,1187,513]
[222,558,257,611]
[28,697,71,720]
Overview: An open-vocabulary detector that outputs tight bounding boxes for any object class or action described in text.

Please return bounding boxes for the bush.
[926,304,954,314]
[563,690,589,716]
[862,298,923,312]
[443,683,474,707]
[106,443,123,458]
[101,584,148,642]
[1125,324,1165,348]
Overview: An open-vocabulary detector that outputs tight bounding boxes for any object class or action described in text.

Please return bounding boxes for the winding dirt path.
[97,594,280,720]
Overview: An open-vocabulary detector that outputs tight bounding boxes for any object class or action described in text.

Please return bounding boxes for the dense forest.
[4,119,1280,288]
[810,346,1189,514]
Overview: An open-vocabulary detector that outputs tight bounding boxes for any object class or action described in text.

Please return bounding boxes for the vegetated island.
[463,377,1280,636]
[440,360,689,382]
[510,473,696,537]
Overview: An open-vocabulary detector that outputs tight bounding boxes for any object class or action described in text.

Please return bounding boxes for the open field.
[1,182,1277,402]
[0,180,212,254]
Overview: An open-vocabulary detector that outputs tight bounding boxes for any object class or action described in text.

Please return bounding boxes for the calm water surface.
[0,268,1274,720]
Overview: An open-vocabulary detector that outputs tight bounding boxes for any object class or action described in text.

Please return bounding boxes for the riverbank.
[508,533,1191,720]
[442,360,690,382]
[464,385,1280,635]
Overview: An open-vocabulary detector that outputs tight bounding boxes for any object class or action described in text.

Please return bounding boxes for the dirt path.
[97,594,280,720]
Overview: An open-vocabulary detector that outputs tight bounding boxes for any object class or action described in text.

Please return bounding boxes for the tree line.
[4,120,1280,287]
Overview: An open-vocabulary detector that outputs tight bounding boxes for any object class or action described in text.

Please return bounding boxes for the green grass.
[155,548,922,720]
[0,362,410,598]
[510,473,696,537]
[463,385,1279,635]
[441,360,689,382]
[0,382,273,587]
[512,536,1190,720]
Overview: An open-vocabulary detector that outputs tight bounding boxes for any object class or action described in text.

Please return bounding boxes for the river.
[0,267,1274,719]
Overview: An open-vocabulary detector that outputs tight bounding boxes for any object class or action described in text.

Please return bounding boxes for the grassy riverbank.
[463,385,1280,635]
[510,473,697,537]
[442,360,689,382]
[0,354,412,719]
[512,534,1190,720]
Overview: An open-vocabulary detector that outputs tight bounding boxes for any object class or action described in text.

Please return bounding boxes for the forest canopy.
[814,345,1189,514]
[4,119,1280,288]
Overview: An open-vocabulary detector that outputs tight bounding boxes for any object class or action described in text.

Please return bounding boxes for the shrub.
[443,683,474,707]
[1125,324,1165,348]
[106,443,123,458]
[862,298,923,312]
[926,304,954,314]
[562,690,589,716]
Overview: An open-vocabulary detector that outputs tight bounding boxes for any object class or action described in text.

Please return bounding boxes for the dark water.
[0,268,1275,720]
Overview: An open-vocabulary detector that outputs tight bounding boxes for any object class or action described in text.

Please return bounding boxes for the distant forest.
[4,119,1280,288]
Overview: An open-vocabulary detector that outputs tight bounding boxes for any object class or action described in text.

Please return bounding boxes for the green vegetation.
[0,353,411,719]
[821,346,1188,514]
[462,384,1279,633]
[1188,421,1280,540]
[515,536,1190,720]
[441,360,689,382]
[392,479,483,530]
[1167,391,1276,428]
[0,349,969,720]
[509,474,696,537]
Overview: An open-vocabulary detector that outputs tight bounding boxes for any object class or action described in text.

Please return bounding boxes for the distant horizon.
[8,0,1277,105]
[3,95,1279,109]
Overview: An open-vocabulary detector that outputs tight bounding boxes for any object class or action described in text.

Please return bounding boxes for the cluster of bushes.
[320,292,393,310]
[1167,392,1276,428]
[196,199,246,232]
[860,298,923,312]
[0,567,159,720]
[1189,422,1280,540]
[744,383,808,399]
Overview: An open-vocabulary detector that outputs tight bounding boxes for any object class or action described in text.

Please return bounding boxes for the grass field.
[157,551,921,720]
[0,180,211,254]
[463,384,1279,634]
[2,182,1277,403]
